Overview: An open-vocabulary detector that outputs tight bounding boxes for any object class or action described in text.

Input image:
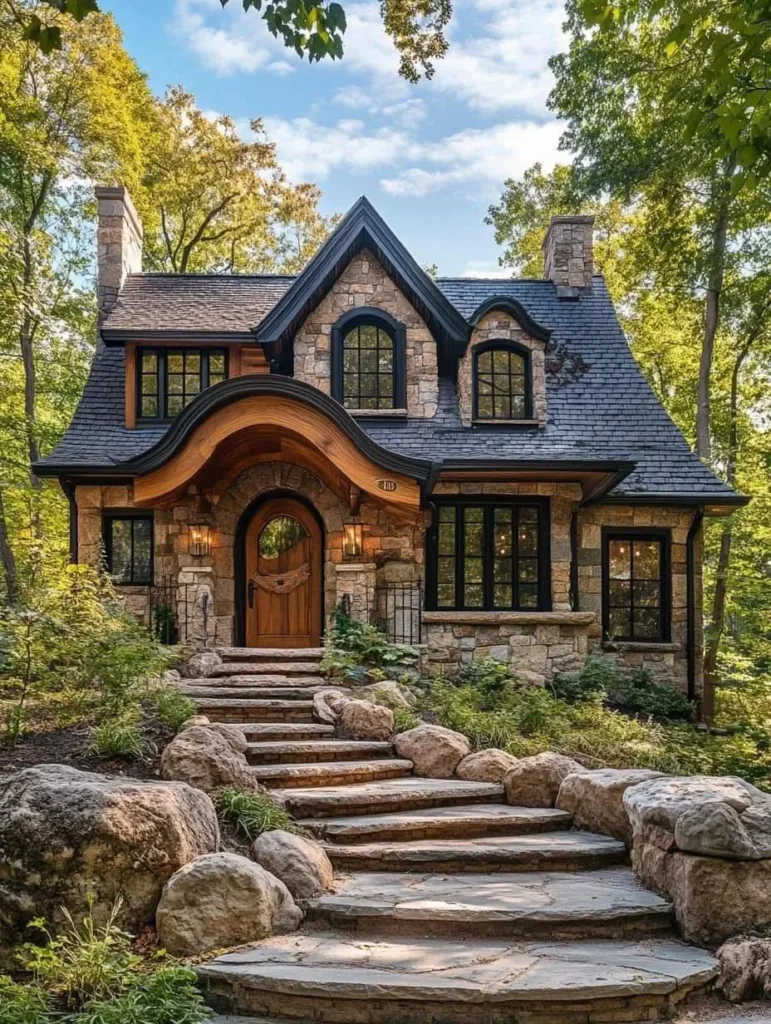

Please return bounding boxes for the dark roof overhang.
[433,457,636,504]
[100,329,256,346]
[467,297,552,345]
[597,492,750,514]
[118,374,433,484]
[254,197,470,372]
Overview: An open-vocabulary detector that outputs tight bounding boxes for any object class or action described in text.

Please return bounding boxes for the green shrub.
[392,707,420,732]
[217,788,310,842]
[88,719,155,760]
[150,688,197,732]
[615,668,696,721]
[322,606,418,676]
[8,898,206,1024]
[550,653,616,703]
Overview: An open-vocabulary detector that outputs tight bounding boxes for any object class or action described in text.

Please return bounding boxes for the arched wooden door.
[244,497,323,648]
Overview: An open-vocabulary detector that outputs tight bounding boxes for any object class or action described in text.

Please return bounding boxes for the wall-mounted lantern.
[343,522,363,561]
[189,521,212,557]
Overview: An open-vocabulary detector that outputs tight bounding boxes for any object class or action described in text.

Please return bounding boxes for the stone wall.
[74,465,425,646]
[457,310,547,427]
[576,504,702,696]
[293,250,439,418]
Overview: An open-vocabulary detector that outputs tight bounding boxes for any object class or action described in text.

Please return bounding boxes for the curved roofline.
[468,297,552,342]
[119,374,433,482]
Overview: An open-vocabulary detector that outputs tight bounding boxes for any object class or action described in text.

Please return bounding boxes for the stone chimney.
[542,214,594,298]
[95,185,143,320]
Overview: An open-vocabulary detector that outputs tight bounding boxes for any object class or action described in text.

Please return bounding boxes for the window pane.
[185,352,201,372]
[519,584,538,609]
[209,353,226,375]
[510,395,526,419]
[168,374,183,394]
[185,374,200,394]
[464,584,484,607]
[142,352,157,372]
[360,349,377,373]
[478,351,492,373]
[437,583,454,606]
[475,346,528,420]
[494,584,512,607]
[494,557,512,582]
[167,395,184,417]
[609,608,631,638]
[609,540,631,579]
[110,520,132,583]
[609,579,631,607]
[438,557,456,584]
[634,540,660,580]
[464,507,484,555]
[634,608,660,638]
[132,519,152,583]
[141,396,158,417]
[141,375,157,395]
[359,324,377,348]
[464,557,483,583]
[634,580,660,608]
[168,353,183,373]
[519,558,538,583]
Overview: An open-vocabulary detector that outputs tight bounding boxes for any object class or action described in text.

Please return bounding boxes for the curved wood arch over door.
[244,496,323,648]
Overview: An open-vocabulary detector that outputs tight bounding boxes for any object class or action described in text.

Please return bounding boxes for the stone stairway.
[188,647,718,1023]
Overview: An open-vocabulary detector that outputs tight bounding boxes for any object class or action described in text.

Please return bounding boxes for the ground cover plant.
[0,898,207,1024]
[217,788,311,843]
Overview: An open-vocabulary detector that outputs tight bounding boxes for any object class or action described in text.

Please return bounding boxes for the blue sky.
[102,0,567,276]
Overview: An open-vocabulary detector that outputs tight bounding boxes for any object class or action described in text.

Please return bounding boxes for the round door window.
[258,515,308,558]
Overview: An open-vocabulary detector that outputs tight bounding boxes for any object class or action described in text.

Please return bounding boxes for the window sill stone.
[603,640,681,653]
[349,408,408,418]
[472,418,542,427]
[423,610,596,627]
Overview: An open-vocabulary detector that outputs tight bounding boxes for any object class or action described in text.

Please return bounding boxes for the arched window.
[331,308,406,412]
[473,340,532,421]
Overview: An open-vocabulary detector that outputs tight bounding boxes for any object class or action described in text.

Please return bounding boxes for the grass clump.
[1,898,206,1024]
[392,707,420,732]
[87,718,155,760]
[217,787,310,842]
[149,688,197,733]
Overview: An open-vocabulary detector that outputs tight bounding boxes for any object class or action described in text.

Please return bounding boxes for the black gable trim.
[255,197,470,370]
[119,374,434,482]
[468,297,552,343]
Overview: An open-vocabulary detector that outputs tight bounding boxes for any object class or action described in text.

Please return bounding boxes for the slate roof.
[38,271,740,503]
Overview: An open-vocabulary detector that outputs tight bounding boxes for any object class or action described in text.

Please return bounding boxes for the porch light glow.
[189,522,212,557]
[343,522,363,560]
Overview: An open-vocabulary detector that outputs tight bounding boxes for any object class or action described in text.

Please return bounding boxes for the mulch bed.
[0,717,172,780]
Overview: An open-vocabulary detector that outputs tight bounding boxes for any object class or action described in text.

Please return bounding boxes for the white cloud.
[459,260,513,279]
[172,0,290,76]
[381,119,563,197]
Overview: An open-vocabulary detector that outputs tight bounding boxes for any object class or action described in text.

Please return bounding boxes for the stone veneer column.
[542,214,594,297]
[334,563,377,625]
[177,566,214,646]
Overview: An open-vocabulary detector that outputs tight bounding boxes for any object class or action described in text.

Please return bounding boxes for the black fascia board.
[100,328,257,346]
[116,374,433,482]
[596,491,750,507]
[254,197,470,362]
[467,297,552,344]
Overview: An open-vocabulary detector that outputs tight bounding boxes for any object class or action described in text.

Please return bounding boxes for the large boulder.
[179,650,222,679]
[716,936,771,1002]
[312,688,348,726]
[358,680,414,709]
[156,852,302,956]
[251,830,334,900]
[394,725,470,778]
[503,752,585,808]
[624,775,771,945]
[624,775,771,859]
[556,768,666,842]
[160,723,255,793]
[456,749,518,784]
[337,699,394,741]
[0,765,219,939]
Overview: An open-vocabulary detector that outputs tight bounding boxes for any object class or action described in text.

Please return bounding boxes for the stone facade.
[457,310,547,427]
[577,504,702,696]
[293,250,439,418]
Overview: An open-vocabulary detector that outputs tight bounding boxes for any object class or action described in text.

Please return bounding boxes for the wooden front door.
[245,497,322,648]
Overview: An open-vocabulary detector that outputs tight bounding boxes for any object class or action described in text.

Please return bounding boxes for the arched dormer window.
[331,307,406,412]
[473,340,532,421]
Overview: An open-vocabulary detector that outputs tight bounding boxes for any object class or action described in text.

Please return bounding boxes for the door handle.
[248,580,256,608]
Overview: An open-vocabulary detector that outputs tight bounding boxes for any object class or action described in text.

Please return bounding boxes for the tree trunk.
[696,157,735,463]
[20,237,42,537]
[0,486,19,604]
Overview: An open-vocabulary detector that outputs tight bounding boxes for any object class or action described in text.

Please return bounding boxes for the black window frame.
[137,347,228,422]
[426,496,552,612]
[472,339,533,422]
[103,511,154,586]
[602,527,671,643]
[330,307,406,412]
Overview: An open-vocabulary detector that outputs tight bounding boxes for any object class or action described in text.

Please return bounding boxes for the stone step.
[302,803,573,843]
[190,698,315,723]
[182,685,338,701]
[246,740,394,765]
[187,674,329,688]
[322,830,628,873]
[270,777,505,819]
[309,866,673,940]
[197,931,717,1024]
[217,646,325,662]
[235,723,336,741]
[252,759,413,789]
[211,661,322,677]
